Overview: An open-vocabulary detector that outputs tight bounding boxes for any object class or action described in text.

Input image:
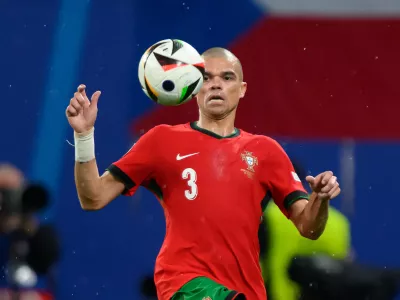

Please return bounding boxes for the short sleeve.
[260,138,308,218]
[107,126,160,196]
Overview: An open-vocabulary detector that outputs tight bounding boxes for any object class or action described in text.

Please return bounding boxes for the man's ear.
[240,82,247,98]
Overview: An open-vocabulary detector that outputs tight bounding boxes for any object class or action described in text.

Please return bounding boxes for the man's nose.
[210,77,222,89]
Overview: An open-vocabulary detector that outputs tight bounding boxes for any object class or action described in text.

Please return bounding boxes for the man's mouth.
[207,95,224,102]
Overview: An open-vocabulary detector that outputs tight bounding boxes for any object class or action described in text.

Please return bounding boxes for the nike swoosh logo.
[176,152,200,160]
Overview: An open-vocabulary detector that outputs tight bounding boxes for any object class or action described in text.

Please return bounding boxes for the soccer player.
[66,47,341,300]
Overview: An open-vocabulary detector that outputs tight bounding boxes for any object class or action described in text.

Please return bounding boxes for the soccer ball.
[138,39,205,106]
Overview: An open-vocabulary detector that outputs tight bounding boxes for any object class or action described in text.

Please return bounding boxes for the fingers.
[76,84,100,109]
[67,84,94,118]
[306,173,323,190]
[321,171,333,185]
[319,185,341,201]
[317,173,340,201]
[308,171,340,200]
[321,176,337,193]
[312,171,333,188]
[74,91,87,108]
[66,103,78,117]
[71,97,82,113]
[314,173,324,187]
[77,84,87,98]
[76,84,90,106]
[77,85,87,102]
[329,185,341,199]
[67,92,86,117]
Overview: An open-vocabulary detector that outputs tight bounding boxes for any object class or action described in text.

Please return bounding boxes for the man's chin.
[201,107,231,120]
[198,99,236,119]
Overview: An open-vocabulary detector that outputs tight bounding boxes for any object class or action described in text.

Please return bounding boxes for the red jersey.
[108,122,308,300]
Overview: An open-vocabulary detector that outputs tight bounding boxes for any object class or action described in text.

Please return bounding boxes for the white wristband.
[74,127,95,162]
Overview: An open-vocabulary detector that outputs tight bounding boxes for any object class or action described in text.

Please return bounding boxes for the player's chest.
[156,139,263,194]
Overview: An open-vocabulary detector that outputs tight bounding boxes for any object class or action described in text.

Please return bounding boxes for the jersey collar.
[190,122,240,139]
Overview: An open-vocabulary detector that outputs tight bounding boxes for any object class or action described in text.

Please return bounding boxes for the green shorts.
[171,276,245,300]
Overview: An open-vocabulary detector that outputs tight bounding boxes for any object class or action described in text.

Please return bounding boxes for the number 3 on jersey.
[182,168,198,200]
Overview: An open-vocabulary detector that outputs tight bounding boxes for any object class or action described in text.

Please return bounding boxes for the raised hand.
[66,84,101,133]
[306,171,341,201]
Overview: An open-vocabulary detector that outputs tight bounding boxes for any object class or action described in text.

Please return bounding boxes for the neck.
[197,111,237,137]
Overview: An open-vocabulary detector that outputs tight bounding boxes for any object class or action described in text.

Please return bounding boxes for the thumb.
[90,91,101,108]
[305,175,315,185]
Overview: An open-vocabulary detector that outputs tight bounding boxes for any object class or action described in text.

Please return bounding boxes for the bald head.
[202,47,243,81]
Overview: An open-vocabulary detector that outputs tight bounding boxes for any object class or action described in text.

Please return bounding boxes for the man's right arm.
[66,84,134,209]
[74,159,125,210]
[66,84,162,210]
[74,124,162,210]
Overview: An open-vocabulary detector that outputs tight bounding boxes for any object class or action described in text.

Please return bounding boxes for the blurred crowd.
[0,164,60,299]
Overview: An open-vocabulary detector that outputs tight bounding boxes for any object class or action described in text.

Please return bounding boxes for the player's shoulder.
[239,130,282,150]
[143,123,190,137]
[151,123,190,133]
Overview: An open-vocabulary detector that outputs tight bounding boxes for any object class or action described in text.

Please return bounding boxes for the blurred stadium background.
[1,0,400,299]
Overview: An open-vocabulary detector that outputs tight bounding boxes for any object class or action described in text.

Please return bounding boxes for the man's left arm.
[259,138,341,240]
[289,172,340,240]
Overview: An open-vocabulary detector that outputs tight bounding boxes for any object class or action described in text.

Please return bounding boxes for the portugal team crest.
[241,151,258,178]
[241,151,258,172]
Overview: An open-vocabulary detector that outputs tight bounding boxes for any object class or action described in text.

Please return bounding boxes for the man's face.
[196,56,247,119]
